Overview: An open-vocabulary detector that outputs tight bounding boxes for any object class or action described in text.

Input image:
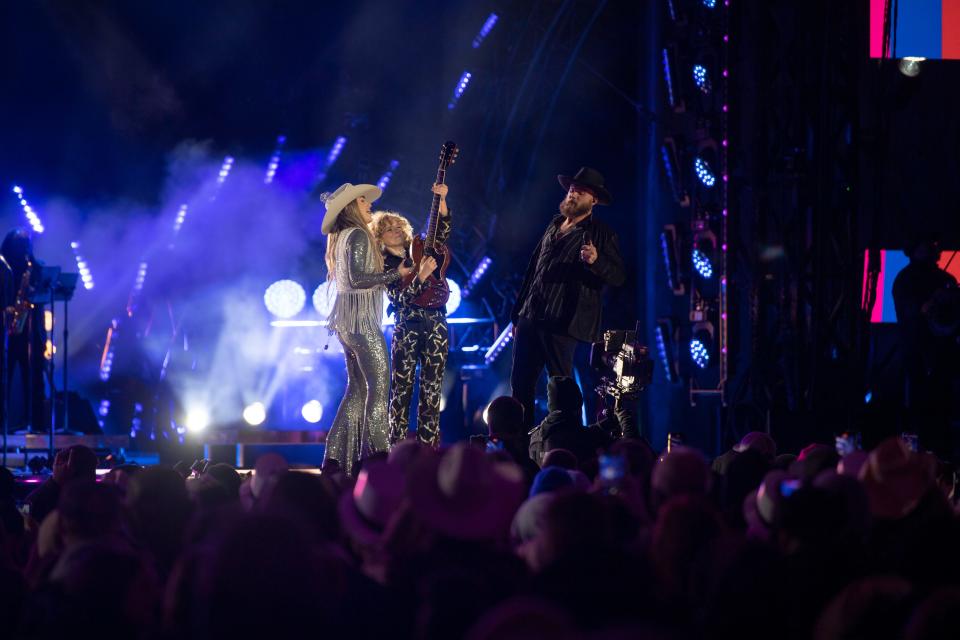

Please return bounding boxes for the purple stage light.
[472,13,499,48]
[264,135,286,184]
[12,185,45,234]
[377,159,400,190]
[70,241,95,290]
[448,71,473,110]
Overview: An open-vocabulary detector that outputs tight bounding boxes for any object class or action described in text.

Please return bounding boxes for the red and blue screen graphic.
[870,0,960,60]
[863,249,960,322]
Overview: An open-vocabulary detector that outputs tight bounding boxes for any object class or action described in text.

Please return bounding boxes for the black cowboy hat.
[557,166,612,205]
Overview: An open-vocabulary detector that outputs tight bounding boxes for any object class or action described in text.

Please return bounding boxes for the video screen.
[870,0,960,60]
[863,249,960,323]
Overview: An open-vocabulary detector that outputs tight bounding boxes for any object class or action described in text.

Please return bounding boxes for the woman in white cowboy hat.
[321,182,414,474]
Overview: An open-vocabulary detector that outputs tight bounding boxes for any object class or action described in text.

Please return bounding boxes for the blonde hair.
[324,200,384,280]
[370,211,414,249]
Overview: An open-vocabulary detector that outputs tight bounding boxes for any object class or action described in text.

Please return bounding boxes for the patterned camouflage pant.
[388,316,448,447]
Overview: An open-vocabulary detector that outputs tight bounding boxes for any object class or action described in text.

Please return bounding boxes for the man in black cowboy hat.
[510,167,625,428]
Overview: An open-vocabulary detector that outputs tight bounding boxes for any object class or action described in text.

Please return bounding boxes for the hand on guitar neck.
[431,183,449,216]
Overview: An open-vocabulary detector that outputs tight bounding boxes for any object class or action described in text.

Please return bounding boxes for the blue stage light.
[264,279,306,319]
[264,135,286,184]
[660,225,685,294]
[317,136,348,183]
[448,72,473,110]
[689,338,711,369]
[377,159,400,190]
[133,262,148,293]
[702,0,717,8]
[172,204,188,234]
[12,185,45,233]
[693,64,710,93]
[484,322,514,365]
[216,156,234,185]
[694,157,716,187]
[662,48,675,108]
[463,256,492,297]
[472,13,499,48]
[655,319,678,383]
[70,241,95,290]
[692,248,713,279]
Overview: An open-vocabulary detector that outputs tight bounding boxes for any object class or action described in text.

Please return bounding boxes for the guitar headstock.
[439,141,459,168]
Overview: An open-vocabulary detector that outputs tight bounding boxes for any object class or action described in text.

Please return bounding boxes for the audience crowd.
[1,378,959,639]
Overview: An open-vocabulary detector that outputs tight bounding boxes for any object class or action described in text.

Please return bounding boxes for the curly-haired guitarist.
[371,183,450,447]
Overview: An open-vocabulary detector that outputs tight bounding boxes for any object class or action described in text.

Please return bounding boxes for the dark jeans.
[510,317,578,428]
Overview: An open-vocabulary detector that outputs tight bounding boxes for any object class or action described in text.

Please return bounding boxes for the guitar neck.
[425,166,447,249]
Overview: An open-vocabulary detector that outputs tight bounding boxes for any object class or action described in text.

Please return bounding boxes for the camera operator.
[528,376,636,467]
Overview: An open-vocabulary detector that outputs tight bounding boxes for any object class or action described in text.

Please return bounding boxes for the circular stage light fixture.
[692,248,714,279]
[242,402,266,426]
[898,57,925,78]
[264,280,306,319]
[312,281,336,318]
[689,338,711,369]
[694,157,716,188]
[301,400,323,424]
[446,278,461,315]
[185,407,211,433]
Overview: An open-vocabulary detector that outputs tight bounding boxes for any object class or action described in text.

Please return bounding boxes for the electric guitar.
[403,141,458,308]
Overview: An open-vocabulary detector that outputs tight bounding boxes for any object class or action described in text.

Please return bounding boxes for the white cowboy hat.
[321,182,382,234]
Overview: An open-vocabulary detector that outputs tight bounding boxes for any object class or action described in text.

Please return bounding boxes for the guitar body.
[402,235,452,309]
[398,140,458,310]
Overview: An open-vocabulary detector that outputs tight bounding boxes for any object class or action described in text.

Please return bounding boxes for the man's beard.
[559,198,591,219]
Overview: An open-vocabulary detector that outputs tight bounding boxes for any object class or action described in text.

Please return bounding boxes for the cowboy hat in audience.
[338,458,406,547]
[858,437,935,520]
[408,443,525,541]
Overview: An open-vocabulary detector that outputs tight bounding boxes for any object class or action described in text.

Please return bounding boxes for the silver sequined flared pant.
[323,329,391,475]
